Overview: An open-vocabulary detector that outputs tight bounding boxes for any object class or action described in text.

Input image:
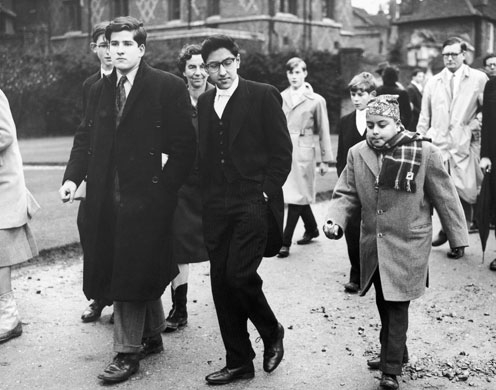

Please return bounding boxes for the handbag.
[74,178,87,201]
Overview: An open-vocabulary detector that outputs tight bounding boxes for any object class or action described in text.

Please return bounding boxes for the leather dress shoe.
[296,229,319,245]
[205,362,254,385]
[367,354,408,370]
[81,300,107,323]
[277,246,290,258]
[97,353,139,383]
[447,247,464,259]
[490,259,496,271]
[139,334,163,359]
[263,323,284,373]
[0,322,22,344]
[432,230,447,247]
[380,373,399,389]
[344,282,360,293]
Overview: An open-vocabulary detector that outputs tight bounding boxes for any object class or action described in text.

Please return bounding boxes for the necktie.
[116,75,127,126]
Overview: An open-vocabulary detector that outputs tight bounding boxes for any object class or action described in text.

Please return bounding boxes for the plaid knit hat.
[367,94,400,123]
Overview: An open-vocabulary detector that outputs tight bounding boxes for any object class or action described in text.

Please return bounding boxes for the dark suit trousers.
[344,214,361,286]
[373,271,410,376]
[203,180,279,368]
[282,204,318,246]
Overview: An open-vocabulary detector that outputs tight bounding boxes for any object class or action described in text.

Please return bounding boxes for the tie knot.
[118,75,127,87]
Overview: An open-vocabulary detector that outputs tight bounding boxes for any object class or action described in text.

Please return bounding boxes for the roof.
[395,0,496,24]
[0,4,16,18]
[352,7,390,28]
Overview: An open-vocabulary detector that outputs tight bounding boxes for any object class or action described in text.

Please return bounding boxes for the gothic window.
[111,0,129,17]
[207,0,220,16]
[63,0,82,31]
[169,0,180,20]
[280,0,297,15]
[322,0,334,19]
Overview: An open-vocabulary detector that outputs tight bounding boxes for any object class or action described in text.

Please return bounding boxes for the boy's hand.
[323,220,343,239]
[59,180,77,203]
[480,157,492,173]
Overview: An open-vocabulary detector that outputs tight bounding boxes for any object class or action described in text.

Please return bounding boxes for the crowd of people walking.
[0,14,495,390]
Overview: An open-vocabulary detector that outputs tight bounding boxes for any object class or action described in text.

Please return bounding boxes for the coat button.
[219,121,223,126]
[149,149,156,156]
[220,159,225,164]
[378,233,383,238]
[151,176,159,184]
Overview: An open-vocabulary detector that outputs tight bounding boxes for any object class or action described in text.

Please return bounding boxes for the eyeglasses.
[486,62,496,68]
[442,52,463,59]
[205,57,237,73]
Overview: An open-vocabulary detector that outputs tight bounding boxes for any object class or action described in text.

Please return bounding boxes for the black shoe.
[468,222,478,234]
[432,230,448,247]
[139,334,164,359]
[296,229,320,245]
[447,247,464,259]
[344,282,360,293]
[367,353,408,370]
[164,284,188,332]
[205,362,254,385]
[0,322,22,344]
[490,259,496,271]
[380,373,399,389]
[81,300,107,323]
[263,323,284,373]
[97,353,139,383]
[277,246,290,258]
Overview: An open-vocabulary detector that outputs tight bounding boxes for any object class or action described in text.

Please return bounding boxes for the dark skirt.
[172,171,208,264]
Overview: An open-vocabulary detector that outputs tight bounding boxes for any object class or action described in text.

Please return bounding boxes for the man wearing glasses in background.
[417,37,488,259]
[483,53,496,78]
[197,35,292,385]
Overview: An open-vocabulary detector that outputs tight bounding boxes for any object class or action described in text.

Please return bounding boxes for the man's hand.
[323,220,343,239]
[59,180,77,203]
[318,162,329,176]
[480,157,492,173]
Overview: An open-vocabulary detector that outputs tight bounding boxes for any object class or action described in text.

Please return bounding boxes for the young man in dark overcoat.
[59,16,195,383]
[197,35,292,385]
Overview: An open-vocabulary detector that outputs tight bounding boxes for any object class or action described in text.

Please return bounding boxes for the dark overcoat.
[481,77,496,206]
[63,61,196,301]
[197,77,292,256]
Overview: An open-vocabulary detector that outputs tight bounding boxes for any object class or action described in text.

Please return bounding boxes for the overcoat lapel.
[228,78,251,148]
[359,143,380,177]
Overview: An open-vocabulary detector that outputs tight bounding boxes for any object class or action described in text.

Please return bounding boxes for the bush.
[1,47,342,138]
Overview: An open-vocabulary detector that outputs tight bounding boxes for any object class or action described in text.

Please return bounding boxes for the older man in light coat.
[417,37,488,258]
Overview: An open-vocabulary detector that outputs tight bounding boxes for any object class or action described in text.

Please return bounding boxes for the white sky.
[351,0,392,14]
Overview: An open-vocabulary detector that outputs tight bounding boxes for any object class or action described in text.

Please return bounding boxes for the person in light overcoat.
[324,95,468,390]
[278,57,333,258]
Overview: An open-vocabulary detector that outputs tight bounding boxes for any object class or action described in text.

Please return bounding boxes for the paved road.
[3,201,496,390]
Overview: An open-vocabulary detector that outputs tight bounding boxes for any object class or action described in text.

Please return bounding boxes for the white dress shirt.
[214,76,239,118]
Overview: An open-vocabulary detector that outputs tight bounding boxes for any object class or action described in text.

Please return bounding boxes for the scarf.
[367,129,427,193]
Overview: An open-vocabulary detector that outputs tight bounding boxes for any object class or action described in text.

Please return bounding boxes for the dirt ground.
[1,200,496,390]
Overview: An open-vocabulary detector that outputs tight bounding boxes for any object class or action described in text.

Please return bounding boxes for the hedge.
[0,47,343,138]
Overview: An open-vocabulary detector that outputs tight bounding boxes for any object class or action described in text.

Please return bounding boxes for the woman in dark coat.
[164,44,212,332]
[377,66,412,129]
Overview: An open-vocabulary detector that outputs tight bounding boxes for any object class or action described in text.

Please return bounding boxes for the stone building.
[394,0,496,71]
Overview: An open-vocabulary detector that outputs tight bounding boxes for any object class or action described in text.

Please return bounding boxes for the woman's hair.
[177,44,202,73]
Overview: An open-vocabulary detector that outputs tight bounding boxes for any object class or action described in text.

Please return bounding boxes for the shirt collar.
[116,64,139,87]
[101,67,113,78]
[216,76,239,97]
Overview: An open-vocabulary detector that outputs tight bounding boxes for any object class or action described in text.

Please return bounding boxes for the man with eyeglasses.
[483,53,496,78]
[197,35,292,385]
[418,37,488,259]
[79,21,115,324]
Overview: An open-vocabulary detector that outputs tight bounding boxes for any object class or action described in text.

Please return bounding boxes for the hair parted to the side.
[286,57,307,72]
[200,35,239,62]
[411,68,424,77]
[484,53,496,67]
[348,72,377,93]
[91,21,111,43]
[442,36,467,51]
[105,16,147,46]
[177,44,203,73]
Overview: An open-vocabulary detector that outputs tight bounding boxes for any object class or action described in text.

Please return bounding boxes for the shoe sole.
[98,366,139,383]
[206,372,254,385]
[0,323,22,344]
